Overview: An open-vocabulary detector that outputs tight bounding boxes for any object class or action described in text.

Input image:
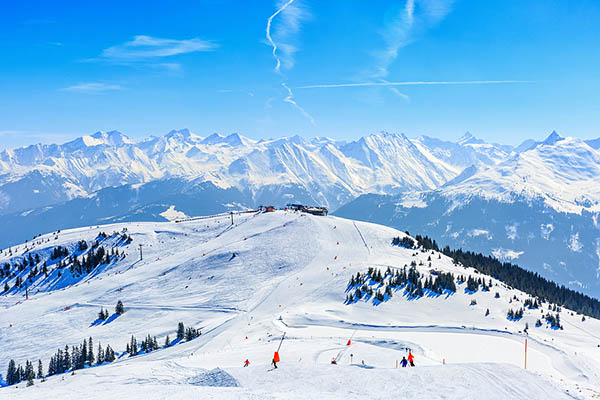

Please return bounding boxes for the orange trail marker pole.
[273,332,286,363]
[524,337,528,369]
[346,329,358,346]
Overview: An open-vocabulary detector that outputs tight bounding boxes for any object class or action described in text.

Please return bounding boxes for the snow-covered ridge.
[0,212,598,398]
[435,133,600,214]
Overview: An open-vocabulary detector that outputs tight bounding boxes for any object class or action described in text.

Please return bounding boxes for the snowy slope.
[438,132,600,214]
[1,212,599,399]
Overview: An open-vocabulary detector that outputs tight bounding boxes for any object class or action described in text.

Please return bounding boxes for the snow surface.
[1,211,599,399]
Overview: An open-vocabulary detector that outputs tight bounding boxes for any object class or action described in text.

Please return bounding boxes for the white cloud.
[374,0,454,78]
[61,83,124,93]
[568,233,583,252]
[100,35,217,61]
[505,224,518,240]
[492,248,524,261]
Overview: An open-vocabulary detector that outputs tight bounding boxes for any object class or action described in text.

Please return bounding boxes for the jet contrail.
[265,0,315,125]
[266,0,296,74]
[282,82,315,125]
[297,80,531,89]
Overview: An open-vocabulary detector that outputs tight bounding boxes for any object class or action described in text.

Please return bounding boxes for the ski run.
[1,210,599,399]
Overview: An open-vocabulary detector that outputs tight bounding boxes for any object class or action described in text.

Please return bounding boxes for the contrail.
[265,0,315,125]
[282,82,315,125]
[266,0,296,74]
[297,80,531,89]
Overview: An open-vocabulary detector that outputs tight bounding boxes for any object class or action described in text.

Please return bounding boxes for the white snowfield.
[1,211,599,399]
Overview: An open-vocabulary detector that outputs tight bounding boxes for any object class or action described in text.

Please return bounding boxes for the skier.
[408,351,415,367]
[272,358,278,369]
[400,356,408,367]
[331,358,337,365]
[243,359,250,367]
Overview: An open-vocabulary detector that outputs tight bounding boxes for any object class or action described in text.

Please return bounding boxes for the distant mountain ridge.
[0,129,514,218]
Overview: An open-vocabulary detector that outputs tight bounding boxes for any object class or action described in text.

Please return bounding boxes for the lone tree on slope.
[115,300,125,315]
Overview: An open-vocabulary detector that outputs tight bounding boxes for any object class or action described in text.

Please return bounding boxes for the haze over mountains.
[2,129,600,296]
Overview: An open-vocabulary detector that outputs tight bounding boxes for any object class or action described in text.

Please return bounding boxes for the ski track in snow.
[0,211,599,399]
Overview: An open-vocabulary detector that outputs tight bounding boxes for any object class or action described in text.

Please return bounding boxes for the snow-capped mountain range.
[2,128,600,296]
[0,129,510,218]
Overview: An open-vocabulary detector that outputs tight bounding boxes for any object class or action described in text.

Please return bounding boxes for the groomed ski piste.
[1,210,600,399]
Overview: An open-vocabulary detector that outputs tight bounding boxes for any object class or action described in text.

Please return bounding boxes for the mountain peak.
[165,128,194,139]
[457,132,484,145]
[201,133,225,145]
[90,130,134,146]
[542,131,563,145]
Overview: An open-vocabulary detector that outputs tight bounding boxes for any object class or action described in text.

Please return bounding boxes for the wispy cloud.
[297,80,530,89]
[265,0,314,125]
[374,0,454,78]
[100,35,217,62]
[61,82,124,94]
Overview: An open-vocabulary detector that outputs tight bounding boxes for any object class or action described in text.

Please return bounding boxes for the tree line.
[410,234,600,319]
[4,320,200,387]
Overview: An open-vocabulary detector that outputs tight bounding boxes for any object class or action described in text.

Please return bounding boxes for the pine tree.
[105,345,115,362]
[129,335,138,356]
[81,339,88,368]
[165,335,171,347]
[97,343,104,365]
[115,300,124,315]
[177,322,185,340]
[88,337,95,365]
[17,364,24,384]
[63,345,71,372]
[37,359,43,379]
[25,360,34,386]
[6,359,17,385]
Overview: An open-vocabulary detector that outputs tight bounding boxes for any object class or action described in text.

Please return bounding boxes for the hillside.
[1,211,599,399]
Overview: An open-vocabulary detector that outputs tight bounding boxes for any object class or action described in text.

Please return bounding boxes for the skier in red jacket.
[408,352,415,367]
[243,359,250,367]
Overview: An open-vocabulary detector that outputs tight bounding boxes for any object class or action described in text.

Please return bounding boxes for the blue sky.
[1,0,599,149]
